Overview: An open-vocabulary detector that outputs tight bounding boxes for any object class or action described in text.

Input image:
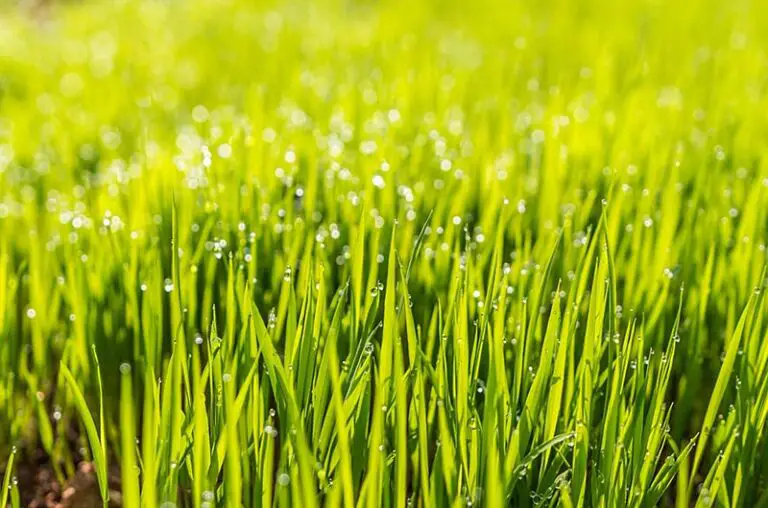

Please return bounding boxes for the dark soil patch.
[12,450,122,508]
[3,422,121,508]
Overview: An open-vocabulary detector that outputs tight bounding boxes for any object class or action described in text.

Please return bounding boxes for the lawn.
[1,0,768,506]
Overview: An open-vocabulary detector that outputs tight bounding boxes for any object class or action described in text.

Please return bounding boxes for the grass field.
[2,0,768,506]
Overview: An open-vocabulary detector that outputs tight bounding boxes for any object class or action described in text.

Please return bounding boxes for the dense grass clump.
[2,0,768,506]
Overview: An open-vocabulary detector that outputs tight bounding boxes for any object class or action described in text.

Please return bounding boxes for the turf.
[1,0,768,506]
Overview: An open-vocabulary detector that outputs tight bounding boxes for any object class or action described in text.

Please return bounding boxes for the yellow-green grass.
[1,0,768,506]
